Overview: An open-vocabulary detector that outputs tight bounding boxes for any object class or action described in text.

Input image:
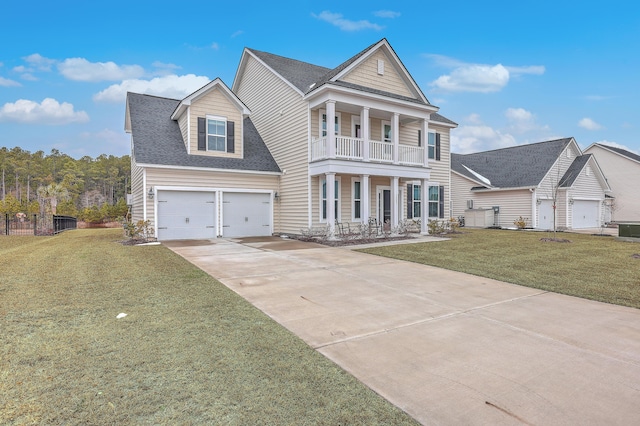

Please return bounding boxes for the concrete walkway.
[165,237,640,425]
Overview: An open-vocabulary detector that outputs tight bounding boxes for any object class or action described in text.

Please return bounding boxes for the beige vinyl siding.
[178,112,189,150]
[585,145,640,222]
[474,189,533,228]
[341,50,414,98]
[451,172,477,219]
[130,156,144,223]
[429,125,451,219]
[143,167,278,228]
[234,54,308,234]
[189,88,243,158]
[399,123,421,148]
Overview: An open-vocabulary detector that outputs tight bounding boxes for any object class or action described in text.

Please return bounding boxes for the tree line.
[0,147,130,222]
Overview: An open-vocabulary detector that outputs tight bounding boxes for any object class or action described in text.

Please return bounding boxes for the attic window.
[377,59,384,75]
[586,165,592,176]
[567,148,572,158]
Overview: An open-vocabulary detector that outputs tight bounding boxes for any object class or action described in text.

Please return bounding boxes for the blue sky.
[1,0,638,158]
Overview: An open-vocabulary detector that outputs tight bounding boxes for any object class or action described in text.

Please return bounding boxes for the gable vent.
[377,59,384,75]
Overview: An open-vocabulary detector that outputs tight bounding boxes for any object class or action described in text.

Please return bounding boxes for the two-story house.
[125,39,457,240]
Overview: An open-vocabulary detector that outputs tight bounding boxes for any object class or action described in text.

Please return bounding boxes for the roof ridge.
[246,47,331,72]
[455,137,573,156]
[127,91,182,101]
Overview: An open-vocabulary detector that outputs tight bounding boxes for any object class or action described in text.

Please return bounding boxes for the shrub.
[513,216,529,229]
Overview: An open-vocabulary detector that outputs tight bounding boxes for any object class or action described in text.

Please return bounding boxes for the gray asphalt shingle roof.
[246,40,456,125]
[560,154,591,187]
[127,92,280,173]
[451,138,574,188]
[595,143,640,163]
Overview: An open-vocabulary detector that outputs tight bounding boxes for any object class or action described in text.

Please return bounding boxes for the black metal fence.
[1,213,77,236]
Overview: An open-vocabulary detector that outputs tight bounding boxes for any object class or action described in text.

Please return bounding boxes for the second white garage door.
[222,192,272,238]
[572,200,600,229]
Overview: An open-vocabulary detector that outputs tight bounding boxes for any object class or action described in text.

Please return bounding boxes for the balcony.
[311,136,426,167]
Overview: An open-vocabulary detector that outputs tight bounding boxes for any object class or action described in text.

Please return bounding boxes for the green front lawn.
[1,229,417,425]
[360,229,640,309]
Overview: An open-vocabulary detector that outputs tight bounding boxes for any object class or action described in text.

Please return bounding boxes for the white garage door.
[157,191,216,240]
[572,200,600,229]
[222,192,271,238]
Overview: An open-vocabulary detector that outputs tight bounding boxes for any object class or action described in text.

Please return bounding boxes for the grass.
[360,228,640,309]
[1,229,418,425]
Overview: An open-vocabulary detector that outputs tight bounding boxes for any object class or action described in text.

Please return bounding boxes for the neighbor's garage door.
[572,200,599,229]
[157,191,216,240]
[222,192,271,238]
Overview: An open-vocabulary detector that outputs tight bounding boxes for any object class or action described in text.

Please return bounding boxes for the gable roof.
[559,154,591,187]
[171,78,250,120]
[451,138,574,188]
[237,39,456,124]
[126,92,280,173]
[587,143,640,164]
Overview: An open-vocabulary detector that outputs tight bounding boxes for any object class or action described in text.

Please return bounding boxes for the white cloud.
[20,73,38,81]
[58,58,145,82]
[451,124,516,153]
[505,107,533,122]
[578,117,603,131]
[93,74,210,102]
[465,113,483,125]
[431,63,510,93]
[231,30,243,38]
[313,11,383,31]
[373,10,401,18]
[80,128,130,154]
[23,53,56,71]
[0,98,89,124]
[427,54,544,93]
[0,76,21,87]
[211,42,220,50]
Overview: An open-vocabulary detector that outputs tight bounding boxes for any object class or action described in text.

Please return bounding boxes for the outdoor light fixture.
[569,198,574,205]
[536,198,542,205]
[148,187,154,200]
[274,191,280,201]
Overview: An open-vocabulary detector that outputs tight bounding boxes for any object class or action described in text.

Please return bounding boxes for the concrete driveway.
[165,237,640,425]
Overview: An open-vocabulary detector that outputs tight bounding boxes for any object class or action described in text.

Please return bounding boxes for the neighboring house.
[125,79,281,240]
[584,143,640,223]
[451,138,611,230]
[233,38,457,236]
[125,39,457,240]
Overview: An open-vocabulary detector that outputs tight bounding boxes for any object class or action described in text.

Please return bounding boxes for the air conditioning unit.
[466,200,474,209]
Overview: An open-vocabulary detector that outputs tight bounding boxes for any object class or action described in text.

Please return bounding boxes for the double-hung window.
[320,110,340,137]
[428,186,440,217]
[207,116,226,152]
[428,132,436,159]
[352,180,362,221]
[406,184,421,219]
[321,178,340,222]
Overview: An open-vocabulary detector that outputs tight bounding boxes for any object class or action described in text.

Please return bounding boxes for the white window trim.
[381,120,392,143]
[428,184,439,218]
[352,116,361,139]
[409,183,422,219]
[319,109,341,138]
[351,177,362,222]
[206,114,227,152]
[319,176,341,223]
[427,131,436,160]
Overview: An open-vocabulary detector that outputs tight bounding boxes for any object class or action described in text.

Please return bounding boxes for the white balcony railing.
[311,136,426,166]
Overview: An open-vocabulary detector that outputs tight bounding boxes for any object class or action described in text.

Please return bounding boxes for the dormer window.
[207,116,227,151]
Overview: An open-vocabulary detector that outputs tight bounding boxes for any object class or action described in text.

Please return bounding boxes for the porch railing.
[311,136,424,165]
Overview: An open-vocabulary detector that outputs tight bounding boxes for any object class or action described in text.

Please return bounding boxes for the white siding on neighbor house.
[130,155,144,223]
[341,49,414,99]
[143,167,278,230]
[189,88,243,158]
[567,162,606,227]
[473,189,533,228]
[234,54,309,235]
[451,172,477,219]
[584,145,640,222]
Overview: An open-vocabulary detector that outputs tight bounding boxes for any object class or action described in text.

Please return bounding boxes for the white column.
[362,107,370,161]
[422,119,429,167]
[392,112,400,164]
[326,172,336,237]
[361,174,370,222]
[326,101,336,159]
[391,176,399,228]
[421,179,429,234]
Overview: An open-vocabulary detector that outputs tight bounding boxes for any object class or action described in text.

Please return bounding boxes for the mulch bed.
[540,237,572,243]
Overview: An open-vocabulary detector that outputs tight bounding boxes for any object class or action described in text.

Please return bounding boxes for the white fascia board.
[587,143,640,165]
[471,185,537,193]
[305,85,437,118]
[154,185,274,194]
[308,160,431,180]
[461,164,491,186]
[124,95,132,133]
[237,49,305,97]
[170,78,251,121]
[429,118,458,129]
[137,163,282,176]
[587,155,612,191]
[451,170,486,187]
[329,40,430,105]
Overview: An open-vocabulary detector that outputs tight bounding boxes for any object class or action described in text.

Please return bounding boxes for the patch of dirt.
[631,254,640,259]
[540,237,572,243]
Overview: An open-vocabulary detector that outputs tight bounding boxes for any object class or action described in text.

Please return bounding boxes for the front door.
[377,187,391,224]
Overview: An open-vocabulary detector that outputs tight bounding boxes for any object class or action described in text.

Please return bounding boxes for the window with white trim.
[352,179,362,221]
[406,184,422,219]
[320,177,341,222]
[428,185,439,217]
[382,121,392,143]
[207,116,226,152]
[320,110,341,137]
[427,132,436,159]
